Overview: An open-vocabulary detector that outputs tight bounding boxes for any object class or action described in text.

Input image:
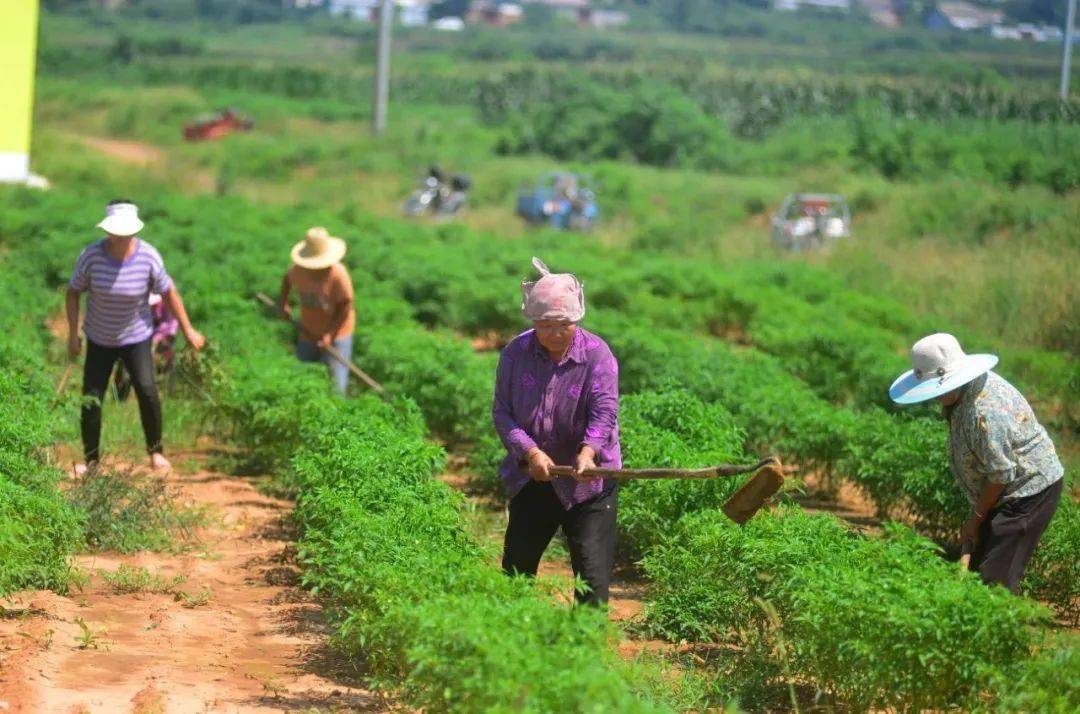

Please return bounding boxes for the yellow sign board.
[0,0,40,182]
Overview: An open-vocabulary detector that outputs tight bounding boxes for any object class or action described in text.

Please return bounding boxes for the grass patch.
[100,564,186,595]
[68,466,207,553]
[173,586,212,608]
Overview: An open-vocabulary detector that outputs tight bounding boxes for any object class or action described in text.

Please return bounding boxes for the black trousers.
[969,478,1063,594]
[502,480,618,606]
[81,338,163,462]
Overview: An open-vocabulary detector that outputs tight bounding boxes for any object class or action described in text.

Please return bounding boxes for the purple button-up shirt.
[493,327,621,509]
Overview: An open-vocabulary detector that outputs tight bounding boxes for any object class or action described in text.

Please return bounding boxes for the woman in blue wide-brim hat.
[889,333,1064,593]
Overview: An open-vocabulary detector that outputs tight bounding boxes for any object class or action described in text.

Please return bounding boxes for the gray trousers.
[969,478,1063,593]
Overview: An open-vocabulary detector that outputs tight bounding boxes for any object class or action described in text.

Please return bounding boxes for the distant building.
[327,0,377,19]
[924,1,1004,32]
[467,2,524,26]
[576,8,630,29]
[990,24,1022,40]
[859,0,901,28]
[991,23,1066,43]
[325,0,430,24]
[773,0,852,13]
[399,0,430,26]
[523,0,588,9]
[433,16,466,31]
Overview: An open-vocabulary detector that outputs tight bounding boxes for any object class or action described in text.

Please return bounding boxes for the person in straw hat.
[493,257,620,606]
[66,199,206,474]
[889,333,1063,593]
[278,227,355,395]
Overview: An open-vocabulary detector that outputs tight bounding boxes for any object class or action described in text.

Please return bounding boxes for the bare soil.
[0,451,388,714]
[72,135,166,168]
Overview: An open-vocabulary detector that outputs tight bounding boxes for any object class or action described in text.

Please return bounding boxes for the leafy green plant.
[173,586,212,608]
[642,509,1050,709]
[100,564,186,595]
[67,468,205,553]
[74,617,108,651]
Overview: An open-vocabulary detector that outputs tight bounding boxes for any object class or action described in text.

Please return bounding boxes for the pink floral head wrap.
[521,257,585,323]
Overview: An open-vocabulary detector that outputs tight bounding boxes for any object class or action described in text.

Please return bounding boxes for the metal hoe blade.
[548,457,784,525]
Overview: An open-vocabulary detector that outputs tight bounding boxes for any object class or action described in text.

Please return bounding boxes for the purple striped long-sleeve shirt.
[69,239,173,347]
[493,327,621,509]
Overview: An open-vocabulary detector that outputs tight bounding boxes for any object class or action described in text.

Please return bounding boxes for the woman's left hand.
[960,514,983,545]
[572,448,598,482]
[184,328,207,351]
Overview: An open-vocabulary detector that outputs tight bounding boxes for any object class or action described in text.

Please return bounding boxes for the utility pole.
[373,0,393,136]
[1063,0,1077,100]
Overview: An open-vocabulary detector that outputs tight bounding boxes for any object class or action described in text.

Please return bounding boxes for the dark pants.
[969,478,1063,593]
[81,338,163,462]
[502,480,618,606]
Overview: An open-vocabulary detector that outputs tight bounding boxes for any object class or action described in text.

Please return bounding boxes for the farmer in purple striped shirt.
[66,200,205,473]
[494,258,620,606]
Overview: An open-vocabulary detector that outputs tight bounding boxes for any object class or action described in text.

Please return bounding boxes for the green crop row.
[2,182,1074,707]
[0,216,82,596]
[219,368,681,711]
[474,69,1080,192]
[2,183,1074,622]
[0,186,691,710]
[314,228,1074,610]
[340,307,1078,707]
[331,225,1073,435]
[477,68,1080,132]
[350,238,1079,623]
[315,290,1078,707]
[0,351,82,596]
[614,389,1077,707]
[642,508,1073,710]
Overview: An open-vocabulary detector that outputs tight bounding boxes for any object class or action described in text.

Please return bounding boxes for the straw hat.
[291,227,346,269]
[97,202,144,237]
[889,333,998,405]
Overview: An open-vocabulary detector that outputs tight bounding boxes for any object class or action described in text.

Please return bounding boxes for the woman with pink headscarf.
[493,258,620,606]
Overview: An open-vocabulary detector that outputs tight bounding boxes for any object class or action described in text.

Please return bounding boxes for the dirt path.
[0,451,387,714]
[70,135,166,168]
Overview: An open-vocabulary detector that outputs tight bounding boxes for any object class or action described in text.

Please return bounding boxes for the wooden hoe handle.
[548,457,778,481]
[254,291,388,397]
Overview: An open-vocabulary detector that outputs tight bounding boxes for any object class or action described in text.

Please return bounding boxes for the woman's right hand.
[67,334,82,360]
[527,448,554,482]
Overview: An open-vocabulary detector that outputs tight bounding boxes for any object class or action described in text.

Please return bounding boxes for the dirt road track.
[0,452,388,714]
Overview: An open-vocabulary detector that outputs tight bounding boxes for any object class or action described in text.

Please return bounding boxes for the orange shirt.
[287,263,355,340]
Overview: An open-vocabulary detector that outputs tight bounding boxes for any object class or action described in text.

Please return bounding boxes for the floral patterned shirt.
[947,371,1063,507]
[493,327,620,509]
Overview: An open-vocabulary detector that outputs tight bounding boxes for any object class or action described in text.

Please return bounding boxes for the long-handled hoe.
[549,457,785,524]
[257,291,779,520]
[254,291,387,397]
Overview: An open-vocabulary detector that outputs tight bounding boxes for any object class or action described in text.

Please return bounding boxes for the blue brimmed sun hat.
[889,333,998,405]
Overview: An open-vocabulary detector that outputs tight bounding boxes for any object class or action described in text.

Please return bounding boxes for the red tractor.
[182,108,254,141]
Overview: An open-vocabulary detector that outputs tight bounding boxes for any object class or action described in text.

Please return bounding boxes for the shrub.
[642,509,1050,709]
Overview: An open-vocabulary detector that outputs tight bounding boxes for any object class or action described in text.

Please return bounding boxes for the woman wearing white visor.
[67,200,205,473]
[889,333,1064,593]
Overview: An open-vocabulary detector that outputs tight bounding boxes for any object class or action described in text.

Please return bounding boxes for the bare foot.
[72,461,98,477]
[150,453,171,471]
